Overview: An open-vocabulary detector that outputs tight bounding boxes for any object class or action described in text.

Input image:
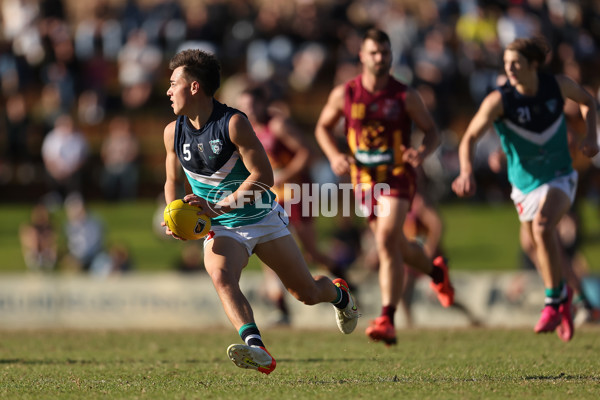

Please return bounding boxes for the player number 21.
[517,106,531,124]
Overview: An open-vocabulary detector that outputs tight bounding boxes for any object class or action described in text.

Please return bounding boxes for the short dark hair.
[363,28,391,45]
[169,49,221,96]
[506,37,549,68]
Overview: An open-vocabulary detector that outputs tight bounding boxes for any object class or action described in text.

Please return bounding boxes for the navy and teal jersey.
[492,72,572,193]
[173,99,276,227]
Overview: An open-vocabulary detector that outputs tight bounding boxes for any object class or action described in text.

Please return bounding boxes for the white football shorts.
[203,202,290,256]
[510,170,578,222]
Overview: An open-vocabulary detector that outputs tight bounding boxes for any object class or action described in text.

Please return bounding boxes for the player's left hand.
[161,220,187,241]
[580,135,599,158]
[401,145,424,167]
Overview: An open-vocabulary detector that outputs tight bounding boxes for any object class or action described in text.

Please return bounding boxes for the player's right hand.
[451,173,476,197]
[329,153,354,176]
[183,194,220,218]
[161,221,187,241]
[580,134,599,158]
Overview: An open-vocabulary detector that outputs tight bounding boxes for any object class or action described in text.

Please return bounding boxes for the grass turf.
[1,327,599,399]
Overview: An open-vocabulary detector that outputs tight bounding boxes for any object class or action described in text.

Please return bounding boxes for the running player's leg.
[204,237,277,374]
[203,237,252,329]
[520,222,541,272]
[385,196,455,309]
[365,196,407,344]
[293,218,350,282]
[254,234,359,333]
[532,187,572,337]
[261,263,290,325]
[532,188,571,292]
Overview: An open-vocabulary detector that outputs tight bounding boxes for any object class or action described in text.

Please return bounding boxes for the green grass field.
[1,201,600,399]
[1,327,599,399]
[1,199,599,273]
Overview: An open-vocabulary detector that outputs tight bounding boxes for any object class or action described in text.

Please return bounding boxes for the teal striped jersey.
[173,100,275,227]
[492,73,572,194]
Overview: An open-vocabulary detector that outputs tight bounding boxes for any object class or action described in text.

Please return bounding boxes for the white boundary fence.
[0,271,554,330]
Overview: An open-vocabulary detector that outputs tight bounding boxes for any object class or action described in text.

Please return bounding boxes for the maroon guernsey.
[343,75,416,204]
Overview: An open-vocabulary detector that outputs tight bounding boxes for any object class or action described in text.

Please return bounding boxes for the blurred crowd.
[1,0,600,203]
[3,0,600,279]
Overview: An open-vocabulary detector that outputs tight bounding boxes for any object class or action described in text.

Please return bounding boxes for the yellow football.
[163,199,211,240]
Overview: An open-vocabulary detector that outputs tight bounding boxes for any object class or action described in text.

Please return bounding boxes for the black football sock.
[239,323,265,348]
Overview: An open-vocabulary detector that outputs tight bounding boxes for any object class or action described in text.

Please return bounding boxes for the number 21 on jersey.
[517,106,531,124]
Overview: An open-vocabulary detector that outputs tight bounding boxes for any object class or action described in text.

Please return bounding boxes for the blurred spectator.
[496,3,540,48]
[0,39,22,95]
[35,83,65,132]
[100,116,140,201]
[119,0,145,40]
[142,0,185,52]
[74,1,122,62]
[117,28,162,109]
[77,89,105,125]
[288,41,327,92]
[380,2,418,80]
[90,242,134,278]
[176,243,205,274]
[0,0,597,209]
[411,27,456,129]
[2,0,45,67]
[3,93,31,165]
[39,0,65,21]
[61,193,105,272]
[2,93,36,186]
[19,202,58,271]
[74,2,120,125]
[455,3,503,105]
[40,19,81,113]
[41,114,89,203]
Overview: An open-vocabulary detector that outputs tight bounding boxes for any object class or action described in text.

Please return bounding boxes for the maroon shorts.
[355,168,416,221]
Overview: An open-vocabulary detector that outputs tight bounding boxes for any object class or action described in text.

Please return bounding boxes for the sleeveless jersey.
[174,100,275,227]
[493,73,572,193]
[344,75,414,189]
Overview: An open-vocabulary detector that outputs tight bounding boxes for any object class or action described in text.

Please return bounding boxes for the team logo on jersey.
[209,139,223,155]
[545,99,558,113]
[198,143,204,152]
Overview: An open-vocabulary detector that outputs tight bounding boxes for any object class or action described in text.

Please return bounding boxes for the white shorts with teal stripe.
[510,170,578,222]
[203,203,290,256]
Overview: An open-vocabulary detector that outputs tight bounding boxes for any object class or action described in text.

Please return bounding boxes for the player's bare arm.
[403,87,440,167]
[163,120,180,206]
[270,117,310,184]
[186,113,274,217]
[162,120,187,239]
[556,74,599,158]
[315,84,354,176]
[452,90,504,197]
